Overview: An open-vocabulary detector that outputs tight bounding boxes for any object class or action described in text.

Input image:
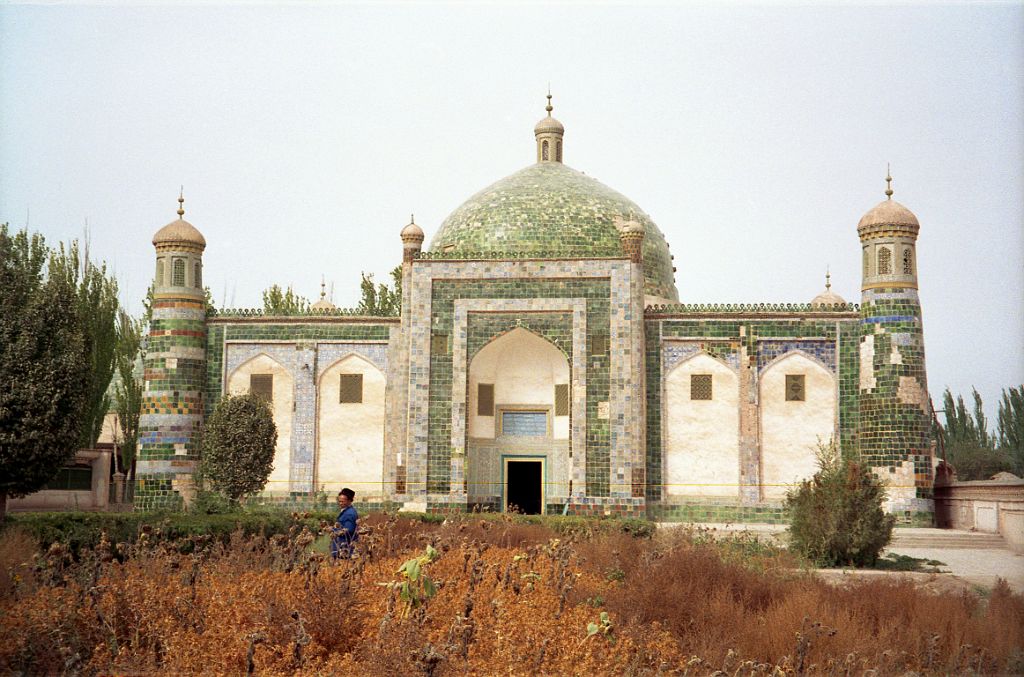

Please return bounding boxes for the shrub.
[200,393,277,502]
[785,442,894,567]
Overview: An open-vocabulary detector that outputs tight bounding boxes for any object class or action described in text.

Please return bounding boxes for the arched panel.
[664,352,740,498]
[318,354,386,499]
[468,327,570,440]
[759,352,836,499]
[226,353,294,494]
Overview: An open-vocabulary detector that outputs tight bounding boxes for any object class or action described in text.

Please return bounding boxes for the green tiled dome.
[429,162,679,301]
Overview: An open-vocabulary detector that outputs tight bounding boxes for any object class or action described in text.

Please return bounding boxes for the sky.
[1,2,1021,423]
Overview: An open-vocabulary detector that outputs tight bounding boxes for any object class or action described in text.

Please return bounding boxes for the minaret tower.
[136,192,208,510]
[857,169,933,517]
[534,91,565,163]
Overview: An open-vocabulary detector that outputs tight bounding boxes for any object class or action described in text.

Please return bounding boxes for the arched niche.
[226,353,294,494]
[663,352,740,498]
[759,351,836,500]
[468,327,570,440]
[317,354,386,499]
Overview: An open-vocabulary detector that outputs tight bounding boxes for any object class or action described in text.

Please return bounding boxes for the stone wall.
[935,477,1024,553]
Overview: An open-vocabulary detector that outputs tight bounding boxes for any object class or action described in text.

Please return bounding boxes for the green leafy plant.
[382,544,440,618]
[200,394,278,503]
[785,441,894,567]
[583,611,615,645]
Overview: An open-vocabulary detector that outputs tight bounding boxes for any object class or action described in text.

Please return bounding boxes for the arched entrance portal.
[466,327,570,513]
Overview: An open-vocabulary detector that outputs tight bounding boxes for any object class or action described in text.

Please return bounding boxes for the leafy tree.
[785,441,894,567]
[356,266,402,317]
[0,225,91,519]
[113,311,144,484]
[940,387,1013,480]
[997,386,1024,475]
[47,239,120,449]
[261,284,309,315]
[200,393,277,502]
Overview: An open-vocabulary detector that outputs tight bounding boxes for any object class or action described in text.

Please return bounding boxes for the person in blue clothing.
[331,487,358,559]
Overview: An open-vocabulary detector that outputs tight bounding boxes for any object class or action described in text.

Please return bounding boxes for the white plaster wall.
[318,355,386,498]
[468,328,570,439]
[664,353,739,497]
[760,353,836,500]
[227,355,293,494]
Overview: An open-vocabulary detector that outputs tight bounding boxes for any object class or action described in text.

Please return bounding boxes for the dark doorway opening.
[506,460,542,514]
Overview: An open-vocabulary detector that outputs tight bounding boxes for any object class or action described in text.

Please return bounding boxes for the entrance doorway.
[504,458,544,514]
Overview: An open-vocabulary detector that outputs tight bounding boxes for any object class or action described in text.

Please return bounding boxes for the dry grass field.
[1,513,1022,675]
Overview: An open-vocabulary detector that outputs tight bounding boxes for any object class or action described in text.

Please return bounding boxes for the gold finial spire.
[545,87,553,116]
[177,186,185,218]
[320,275,327,300]
[885,164,893,199]
[410,213,415,224]
[825,266,831,290]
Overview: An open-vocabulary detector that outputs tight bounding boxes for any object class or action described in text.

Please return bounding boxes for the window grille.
[554,384,569,416]
[339,373,363,403]
[250,374,273,403]
[903,248,913,275]
[172,259,185,286]
[431,334,448,355]
[690,374,712,400]
[785,374,806,402]
[878,247,892,275]
[556,141,562,162]
[590,334,609,355]
[542,140,549,161]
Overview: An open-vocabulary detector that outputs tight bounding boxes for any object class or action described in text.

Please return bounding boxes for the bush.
[785,442,894,567]
[200,393,277,502]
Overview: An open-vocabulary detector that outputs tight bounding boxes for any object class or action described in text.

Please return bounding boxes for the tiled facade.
[136,107,934,522]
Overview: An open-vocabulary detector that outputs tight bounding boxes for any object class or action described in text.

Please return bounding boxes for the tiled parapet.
[859,287,933,502]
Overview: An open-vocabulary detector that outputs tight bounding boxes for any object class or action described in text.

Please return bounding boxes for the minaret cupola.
[534,92,565,164]
[857,168,921,291]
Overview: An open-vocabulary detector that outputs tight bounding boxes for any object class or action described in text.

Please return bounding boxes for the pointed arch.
[664,349,737,380]
[759,351,836,500]
[663,351,740,498]
[317,351,387,499]
[760,348,833,377]
[469,324,571,364]
[226,352,294,496]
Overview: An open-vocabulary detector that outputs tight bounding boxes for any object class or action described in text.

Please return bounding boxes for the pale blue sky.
[1,2,1021,421]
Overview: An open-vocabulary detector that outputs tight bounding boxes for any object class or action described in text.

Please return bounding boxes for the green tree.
[785,441,894,567]
[200,393,278,502]
[940,387,1013,480]
[261,284,309,315]
[356,266,402,317]
[113,310,145,485]
[997,386,1024,475]
[0,225,91,519]
[47,239,120,449]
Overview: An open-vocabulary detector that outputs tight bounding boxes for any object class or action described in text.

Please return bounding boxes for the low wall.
[935,476,1024,553]
[8,449,112,512]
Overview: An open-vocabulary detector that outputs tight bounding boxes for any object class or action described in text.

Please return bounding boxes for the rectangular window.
[786,374,806,402]
[250,374,273,403]
[590,334,609,355]
[44,466,93,491]
[172,258,186,286]
[554,384,569,416]
[690,374,712,401]
[500,411,547,437]
[477,383,494,416]
[431,334,448,356]
[339,373,363,403]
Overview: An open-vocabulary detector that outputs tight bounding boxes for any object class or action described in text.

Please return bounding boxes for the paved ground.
[660,523,1024,593]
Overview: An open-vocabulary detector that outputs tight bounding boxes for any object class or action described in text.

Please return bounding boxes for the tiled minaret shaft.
[857,172,933,512]
[136,195,207,510]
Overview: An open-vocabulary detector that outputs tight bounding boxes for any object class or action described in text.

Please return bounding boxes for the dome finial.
[320,275,327,301]
[825,266,831,290]
[545,86,553,116]
[885,164,893,199]
[177,186,185,218]
[410,213,415,224]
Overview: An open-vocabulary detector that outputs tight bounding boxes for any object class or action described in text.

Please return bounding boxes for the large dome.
[429,161,679,302]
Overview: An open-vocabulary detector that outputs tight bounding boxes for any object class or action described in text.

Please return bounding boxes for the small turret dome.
[534,114,565,135]
[810,271,846,307]
[153,193,206,248]
[857,170,919,232]
[311,278,336,312]
[857,198,919,230]
[400,218,424,240]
